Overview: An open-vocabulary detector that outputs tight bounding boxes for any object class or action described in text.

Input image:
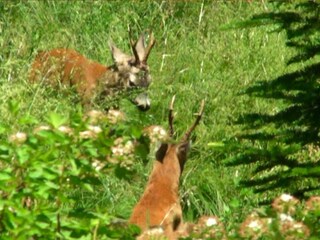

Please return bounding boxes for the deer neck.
[95,66,121,95]
[102,66,120,87]
[149,151,182,194]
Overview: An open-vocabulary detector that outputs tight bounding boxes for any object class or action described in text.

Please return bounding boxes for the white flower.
[124,140,134,152]
[85,110,106,123]
[57,125,73,135]
[87,110,103,118]
[279,213,294,222]
[206,217,218,227]
[159,128,167,136]
[280,193,293,202]
[92,160,104,171]
[79,130,95,139]
[34,125,51,132]
[9,132,27,144]
[144,125,169,143]
[107,109,125,124]
[87,125,102,134]
[153,126,161,132]
[248,220,262,230]
[112,146,125,156]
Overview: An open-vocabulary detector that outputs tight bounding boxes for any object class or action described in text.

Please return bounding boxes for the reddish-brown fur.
[130,144,184,239]
[29,31,155,109]
[130,97,205,240]
[29,49,111,103]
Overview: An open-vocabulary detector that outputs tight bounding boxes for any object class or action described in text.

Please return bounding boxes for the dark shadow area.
[225,1,320,201]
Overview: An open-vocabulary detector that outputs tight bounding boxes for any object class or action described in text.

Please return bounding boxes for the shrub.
[0,107,148,239]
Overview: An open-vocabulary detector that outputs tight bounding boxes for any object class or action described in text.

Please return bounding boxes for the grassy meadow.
[0,0,306,238]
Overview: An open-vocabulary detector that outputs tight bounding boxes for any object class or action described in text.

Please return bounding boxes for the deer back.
[129,96,205,239]
[29,31,155,110]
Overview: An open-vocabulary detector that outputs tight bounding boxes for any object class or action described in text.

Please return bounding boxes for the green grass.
[0,0,299,228]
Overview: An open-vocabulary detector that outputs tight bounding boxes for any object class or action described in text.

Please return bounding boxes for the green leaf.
[46,112,68,128]
[18,115,38,125]
[0,125,6,134]
[83,183,93,192]
[0,144,10,159]
[16,147,30,164]
[207,142,225,148]
[45,181,60,190]
[0,172,11,181]
[29,169,44,179]
[130,126,142,139]
[8,100,20,116]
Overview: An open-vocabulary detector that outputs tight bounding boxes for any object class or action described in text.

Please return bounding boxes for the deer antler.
[128,26,140,63]
[168,95,176,137]
[128,27,155,64]
[181,100,205,142]
[142,31,155,63]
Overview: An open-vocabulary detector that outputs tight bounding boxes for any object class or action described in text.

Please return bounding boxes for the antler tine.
[128,26,140,63]
[143,31,155,63]
[181,100,205,142]
[168,95,176,137]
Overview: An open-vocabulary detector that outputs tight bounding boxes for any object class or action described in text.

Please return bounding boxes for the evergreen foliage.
[225,1,320,202]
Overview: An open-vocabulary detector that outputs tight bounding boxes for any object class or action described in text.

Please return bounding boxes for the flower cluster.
[143,125,169,144]
[33,125,51,133]
[84,109,125,125]
[107,109,126,124]
[272,194,309,239]
[9,132,27,144]
[84,109,107,124]
[305,196,320,213]
[279,218,310,240]
[137,227,166,240]
[238,193,311,239]
[57,125,74,135]
[239,212,270,240]
[191,215,226,239]
[107,137,135,168]
[79,125,102,139]
[16,109,132,173]
[272,193,299,215]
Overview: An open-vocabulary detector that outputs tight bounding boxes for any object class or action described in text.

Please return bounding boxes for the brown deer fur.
[29,31,155,110]
[129,96,205,239]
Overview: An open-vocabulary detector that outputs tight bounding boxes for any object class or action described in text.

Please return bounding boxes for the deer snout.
[134,92,151,111]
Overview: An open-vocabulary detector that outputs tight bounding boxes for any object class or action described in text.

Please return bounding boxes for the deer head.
[107,30,155,111]
[155,96,205,175]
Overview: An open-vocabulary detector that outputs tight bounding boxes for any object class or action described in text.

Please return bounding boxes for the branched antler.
[181,100,205,142]
[142,31,155,63]
[128,26,140,63]
[128,27,155,64]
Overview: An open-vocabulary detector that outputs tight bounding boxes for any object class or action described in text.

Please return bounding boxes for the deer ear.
[155,143,168,162]
[134,34,145,62]
[109,42,129,65]
[176,142,190,172]
[176,142,190,159]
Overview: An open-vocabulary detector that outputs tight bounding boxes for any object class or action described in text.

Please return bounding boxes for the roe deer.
[29,30,155,111]
[129,96,205,239]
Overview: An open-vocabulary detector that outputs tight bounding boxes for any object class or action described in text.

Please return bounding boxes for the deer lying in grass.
[29,30,155,111]
[129,96,205,239]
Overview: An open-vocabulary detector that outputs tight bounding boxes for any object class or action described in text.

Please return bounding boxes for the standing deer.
[29,31,155,111]
[129,96,205,240]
